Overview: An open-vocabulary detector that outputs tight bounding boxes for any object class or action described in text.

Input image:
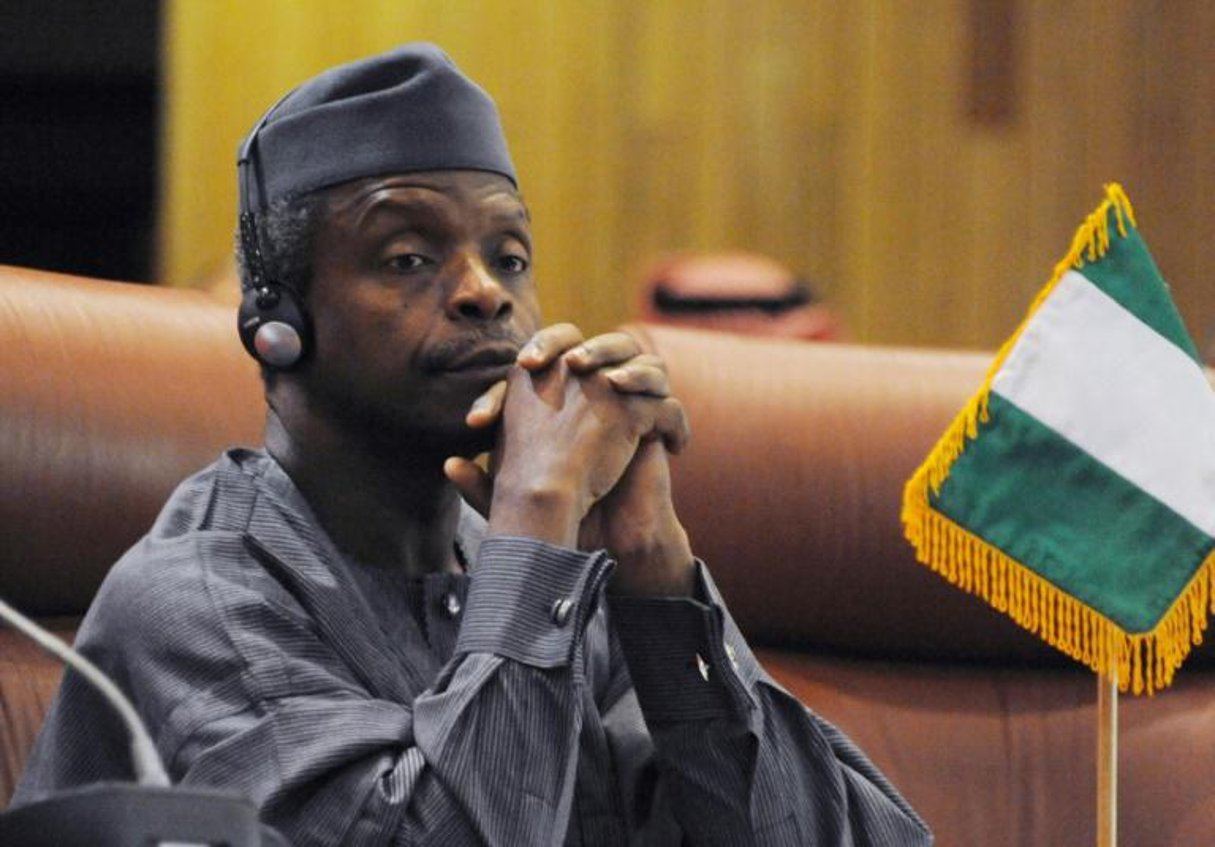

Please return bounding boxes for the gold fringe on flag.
[900,183,1215,696]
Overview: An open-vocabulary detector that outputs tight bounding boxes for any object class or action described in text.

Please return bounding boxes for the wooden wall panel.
[161,0,1215,350]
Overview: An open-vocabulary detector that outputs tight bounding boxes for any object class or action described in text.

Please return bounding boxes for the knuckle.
[536,322,583,347]
[665,398,690,428]
[587,331,638,357]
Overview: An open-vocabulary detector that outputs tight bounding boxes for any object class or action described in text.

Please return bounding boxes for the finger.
[517,323,585,369]
[465,380,508,428]
[611,352,666,374]
[563,331,643,372]
[444,456,493,517]
[604,363,670,397]
[616,393,690,453]
[651,397,691,454]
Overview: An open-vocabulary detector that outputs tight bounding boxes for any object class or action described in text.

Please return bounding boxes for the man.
[17,44,931,845]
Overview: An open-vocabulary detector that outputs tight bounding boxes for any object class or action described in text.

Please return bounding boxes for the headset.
[236,93,312,369]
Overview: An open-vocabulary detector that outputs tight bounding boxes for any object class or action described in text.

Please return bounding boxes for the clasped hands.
[444,324,695,597]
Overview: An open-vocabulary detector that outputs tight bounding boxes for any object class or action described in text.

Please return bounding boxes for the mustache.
[421,328,530,372]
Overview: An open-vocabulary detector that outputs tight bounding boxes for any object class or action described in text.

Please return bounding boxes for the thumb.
[444,456,493,518]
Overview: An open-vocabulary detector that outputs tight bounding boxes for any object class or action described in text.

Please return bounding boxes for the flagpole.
[1096,672,1117,847]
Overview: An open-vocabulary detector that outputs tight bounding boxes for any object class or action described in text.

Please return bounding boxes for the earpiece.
[238,281,310,369]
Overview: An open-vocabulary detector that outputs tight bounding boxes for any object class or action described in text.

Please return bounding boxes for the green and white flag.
[902,184,1215,695]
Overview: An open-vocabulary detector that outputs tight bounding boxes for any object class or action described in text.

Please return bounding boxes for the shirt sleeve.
[408,535,617,845]
[20,532,615,847]
[607,561,934,846]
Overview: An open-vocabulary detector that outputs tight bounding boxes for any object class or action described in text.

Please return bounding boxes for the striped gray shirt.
[15,449,931,845]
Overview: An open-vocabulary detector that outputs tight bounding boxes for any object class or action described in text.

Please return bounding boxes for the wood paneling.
[161,1,1215,349]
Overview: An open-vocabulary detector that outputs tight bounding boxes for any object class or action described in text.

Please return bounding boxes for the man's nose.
[447,256,512,321]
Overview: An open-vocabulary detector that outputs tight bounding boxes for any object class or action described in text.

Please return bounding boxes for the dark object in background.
[0,1,160,282]
[638,251,845,341]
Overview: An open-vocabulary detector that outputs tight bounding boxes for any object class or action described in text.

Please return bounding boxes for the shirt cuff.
[608,561,762,723]
[457,536,614,669]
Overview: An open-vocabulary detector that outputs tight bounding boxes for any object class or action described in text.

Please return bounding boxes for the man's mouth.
[435,344,520,375]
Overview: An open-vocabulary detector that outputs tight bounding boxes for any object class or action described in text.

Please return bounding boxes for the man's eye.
[498,255,529,274]
[386,253,429,272]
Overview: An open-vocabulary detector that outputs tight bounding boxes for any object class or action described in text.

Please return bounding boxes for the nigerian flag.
[902,184,1215,695]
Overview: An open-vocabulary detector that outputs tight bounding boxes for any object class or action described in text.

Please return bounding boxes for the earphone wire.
[237,88,298,293]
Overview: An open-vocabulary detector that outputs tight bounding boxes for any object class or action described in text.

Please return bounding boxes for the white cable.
[0,596,170,788]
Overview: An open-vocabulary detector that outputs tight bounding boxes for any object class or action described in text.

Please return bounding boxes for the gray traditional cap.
[238,42,516,214]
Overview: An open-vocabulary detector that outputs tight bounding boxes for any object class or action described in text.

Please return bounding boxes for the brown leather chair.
[0,266,264,803]
[3,266,1215,845]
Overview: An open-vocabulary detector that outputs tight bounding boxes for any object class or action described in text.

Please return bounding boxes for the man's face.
[298,169,540,456]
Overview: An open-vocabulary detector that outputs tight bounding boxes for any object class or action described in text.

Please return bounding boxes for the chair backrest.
[0,267,263,803]
[627,322,1083,664]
